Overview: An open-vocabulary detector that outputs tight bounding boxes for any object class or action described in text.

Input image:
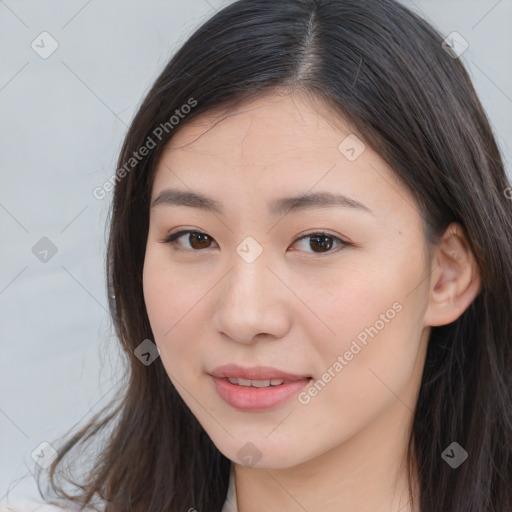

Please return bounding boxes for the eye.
[161,229,352,255]
[162,230,218,251]
[292,230,352,255]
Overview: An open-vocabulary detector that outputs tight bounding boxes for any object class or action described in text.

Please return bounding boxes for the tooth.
[226,377,286,387]
[251,379,271,388]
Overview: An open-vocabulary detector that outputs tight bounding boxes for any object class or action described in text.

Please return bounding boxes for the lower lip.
[210,376,312,411]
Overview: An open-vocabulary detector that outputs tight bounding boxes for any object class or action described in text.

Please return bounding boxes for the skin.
[142,90,481,512]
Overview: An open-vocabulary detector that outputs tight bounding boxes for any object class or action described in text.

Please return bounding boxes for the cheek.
[142,246,216,391]
[306,252,428,395]
[142,250,170,338]
[142,249,192,357]
[304,268,401,359]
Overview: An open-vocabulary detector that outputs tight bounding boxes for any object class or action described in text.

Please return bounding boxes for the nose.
[211,245,291,345]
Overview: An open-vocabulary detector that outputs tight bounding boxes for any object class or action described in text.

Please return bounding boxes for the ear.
[423,222,482,327]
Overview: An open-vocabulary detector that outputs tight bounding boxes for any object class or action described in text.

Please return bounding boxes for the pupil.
[311,235,332,252]
[191,233,211,249]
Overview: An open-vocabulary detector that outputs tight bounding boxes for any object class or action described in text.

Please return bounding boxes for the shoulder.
[0,501,95,512]
[0,506,64,511]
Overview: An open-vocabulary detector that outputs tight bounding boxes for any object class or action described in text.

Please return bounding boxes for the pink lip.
[209,364,312,411]
[209,364,310,381]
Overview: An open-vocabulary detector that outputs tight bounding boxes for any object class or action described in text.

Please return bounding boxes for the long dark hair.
[36,0,512,510]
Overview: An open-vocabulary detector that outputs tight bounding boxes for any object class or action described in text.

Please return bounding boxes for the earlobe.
[423,222,482,327]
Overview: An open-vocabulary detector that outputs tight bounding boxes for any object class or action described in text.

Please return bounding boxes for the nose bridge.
[223,232,266,283]
[212,228,268,293]
[225,236,271,311]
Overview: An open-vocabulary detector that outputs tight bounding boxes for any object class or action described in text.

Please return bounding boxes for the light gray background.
[1,0,511,507]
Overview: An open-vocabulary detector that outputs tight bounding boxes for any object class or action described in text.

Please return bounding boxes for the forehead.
[150,91,411,223]
[156,93,362,186]
[164,91,352,161]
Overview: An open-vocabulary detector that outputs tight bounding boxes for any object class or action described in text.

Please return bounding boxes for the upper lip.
[209,364,311,381]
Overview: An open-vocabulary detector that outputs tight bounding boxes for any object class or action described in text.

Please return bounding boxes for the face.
[142,91,432,469]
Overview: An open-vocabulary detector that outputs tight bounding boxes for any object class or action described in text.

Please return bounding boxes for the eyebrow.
[151,188,373,216]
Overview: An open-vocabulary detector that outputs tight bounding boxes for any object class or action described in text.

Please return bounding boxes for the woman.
[28,0,512,511]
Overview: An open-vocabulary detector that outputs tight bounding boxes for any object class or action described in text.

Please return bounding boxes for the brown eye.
[308,234,335,253]
[292,231,351,255]
[163,230,218,251]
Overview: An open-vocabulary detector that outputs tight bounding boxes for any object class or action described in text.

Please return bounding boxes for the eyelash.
[161,229,352,256]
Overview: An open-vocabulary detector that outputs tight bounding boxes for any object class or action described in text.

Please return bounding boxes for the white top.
[221,462,238,512]
[1,464,238,512]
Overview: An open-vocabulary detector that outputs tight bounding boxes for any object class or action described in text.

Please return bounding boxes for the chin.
[212,437,313,470]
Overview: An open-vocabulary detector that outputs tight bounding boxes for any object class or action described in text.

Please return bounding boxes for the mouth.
[208,364,313,411]
[209,363,311,382]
